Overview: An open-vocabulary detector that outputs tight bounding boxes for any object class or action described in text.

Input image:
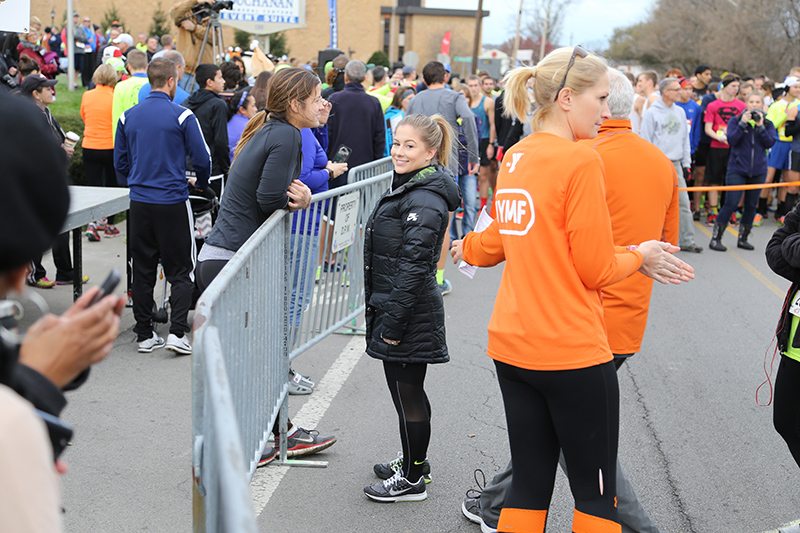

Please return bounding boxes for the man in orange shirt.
[461,68,679,533]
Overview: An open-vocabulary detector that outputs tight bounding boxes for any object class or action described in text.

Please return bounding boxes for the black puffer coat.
[766,203,800,352]
[364,165,461,363]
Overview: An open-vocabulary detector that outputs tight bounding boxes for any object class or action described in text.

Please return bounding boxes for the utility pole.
[66,0,75,91]
[389,0,397,65]
[511,0,524,67]
[538,1,549,63]
[471,0,483,75]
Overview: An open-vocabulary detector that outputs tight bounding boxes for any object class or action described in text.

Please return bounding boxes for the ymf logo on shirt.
[495,188,535,235]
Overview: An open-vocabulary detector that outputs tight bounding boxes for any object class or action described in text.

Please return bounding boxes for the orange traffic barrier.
[679,180,800,192]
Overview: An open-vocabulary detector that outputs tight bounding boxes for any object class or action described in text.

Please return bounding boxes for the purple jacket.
[726,114,776,178]
[292,128,330,235]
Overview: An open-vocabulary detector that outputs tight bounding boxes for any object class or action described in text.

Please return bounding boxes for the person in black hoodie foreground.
[363,114,462,503]
[184,63,230,196]
[0,90,126,528]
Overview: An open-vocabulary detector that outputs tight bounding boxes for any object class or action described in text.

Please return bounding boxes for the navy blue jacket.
[726,114,777,178]
[326,82,385,188]
[114,91,211,204]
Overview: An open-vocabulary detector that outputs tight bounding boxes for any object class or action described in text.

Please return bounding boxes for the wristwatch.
[327,167,334,180]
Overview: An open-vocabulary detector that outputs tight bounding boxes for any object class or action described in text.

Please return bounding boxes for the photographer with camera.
[169,0,226,92]
[709,91,777,251]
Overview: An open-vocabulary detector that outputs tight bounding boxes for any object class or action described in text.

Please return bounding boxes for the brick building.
[31,0,488,69]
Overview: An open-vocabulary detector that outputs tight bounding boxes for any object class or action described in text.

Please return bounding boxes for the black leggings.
[774,355,800,468]
[383,361,431,483]
[495,359,619,530]
[83,148,119,224]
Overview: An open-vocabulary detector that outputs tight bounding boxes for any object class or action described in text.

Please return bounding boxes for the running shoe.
[438,279,452,296]
[258,446,277,467]
[86,225,101,242]
[288,368,315,395]
[27,276,55,289]
[374,451,432,483]
[753,214,763,227]
[104,225,120,237]
[165,333,192,355]
[693,210,700,221]
[680,243,703,253]
[729,212,739,226]
[461,469,498,532]
[706,212,717,226]
[270,427,336,457]
[55,275,89,285]
[364,471,427,502]
[779,216,786,227]
[138,332,165,353]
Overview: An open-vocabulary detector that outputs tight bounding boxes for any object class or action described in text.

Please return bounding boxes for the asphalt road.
[38,218,800,532]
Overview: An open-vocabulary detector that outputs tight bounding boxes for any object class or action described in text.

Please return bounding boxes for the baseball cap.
[112,33,134,47]
[402,65,416,76]
[106,57,127,72]
[103,46,123,61]
[443,63,451,73]
[785,76,800,88]
[18,74,57,95]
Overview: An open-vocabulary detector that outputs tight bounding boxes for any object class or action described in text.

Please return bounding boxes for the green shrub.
[368,51,391,69]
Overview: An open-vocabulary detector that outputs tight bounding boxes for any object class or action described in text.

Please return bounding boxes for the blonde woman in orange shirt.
[451,47,694,533]
[81,63,120,240]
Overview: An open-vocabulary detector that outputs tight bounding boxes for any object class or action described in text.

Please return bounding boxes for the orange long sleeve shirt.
[578,120,680,354]
[463,132,643,371]
[80,85,114,150]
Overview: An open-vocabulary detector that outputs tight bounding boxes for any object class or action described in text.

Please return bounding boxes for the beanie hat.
[0,93,69,273]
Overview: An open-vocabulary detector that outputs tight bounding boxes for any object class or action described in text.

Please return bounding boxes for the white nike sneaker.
[165,333,192,355]
[138,332,165,353]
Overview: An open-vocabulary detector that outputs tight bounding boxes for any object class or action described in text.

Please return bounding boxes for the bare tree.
[524,0,577,61]
[606,0,800,80]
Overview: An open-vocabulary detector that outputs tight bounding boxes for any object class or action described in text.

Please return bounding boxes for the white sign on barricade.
[331,191,360,253]
[0,0,31,33]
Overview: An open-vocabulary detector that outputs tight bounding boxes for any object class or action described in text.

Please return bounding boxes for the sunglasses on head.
[553,45,588,102]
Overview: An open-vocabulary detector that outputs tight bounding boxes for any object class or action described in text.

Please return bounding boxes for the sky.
[425,0,655,49]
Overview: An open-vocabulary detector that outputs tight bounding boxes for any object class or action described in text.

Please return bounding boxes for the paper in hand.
[458,206,494,279]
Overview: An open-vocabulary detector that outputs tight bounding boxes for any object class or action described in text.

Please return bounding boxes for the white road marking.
[250,335,365,517]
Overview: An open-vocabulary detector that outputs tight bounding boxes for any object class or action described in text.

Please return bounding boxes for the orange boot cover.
[496,508,547,533]
[572,509,621,533]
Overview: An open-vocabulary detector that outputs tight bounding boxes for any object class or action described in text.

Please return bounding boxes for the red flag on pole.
[441,31,451,55]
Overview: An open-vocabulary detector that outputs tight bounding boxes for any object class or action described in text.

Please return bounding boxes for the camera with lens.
[750,109,761,123]
[192,0,233,15]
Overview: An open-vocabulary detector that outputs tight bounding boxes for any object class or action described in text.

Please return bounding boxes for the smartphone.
[333,145,352,164]
[89,268,121,306]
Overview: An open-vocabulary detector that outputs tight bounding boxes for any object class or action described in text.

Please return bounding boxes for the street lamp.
[50,8,55,26]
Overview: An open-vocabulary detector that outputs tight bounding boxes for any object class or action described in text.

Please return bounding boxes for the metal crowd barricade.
[289,167,392,359]
[192,160,391,532]
[347,155,392,183]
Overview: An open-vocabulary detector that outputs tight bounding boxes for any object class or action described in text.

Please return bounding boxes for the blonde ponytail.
[397,113,455,168]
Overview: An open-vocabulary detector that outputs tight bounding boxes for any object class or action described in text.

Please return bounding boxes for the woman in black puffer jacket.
[363,114,461,503]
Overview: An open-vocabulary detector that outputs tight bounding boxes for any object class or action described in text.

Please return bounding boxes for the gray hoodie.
[407,88,479,176]
[640,98,691,168]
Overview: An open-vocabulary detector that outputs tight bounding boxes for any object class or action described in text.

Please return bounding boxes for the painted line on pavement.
[695,222,784,299]
[761,518,800,533]
[250,335,365,517]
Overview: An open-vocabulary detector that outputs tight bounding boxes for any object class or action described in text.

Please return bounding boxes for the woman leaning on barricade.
[450,47,695,532]
[195,67,337,465]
